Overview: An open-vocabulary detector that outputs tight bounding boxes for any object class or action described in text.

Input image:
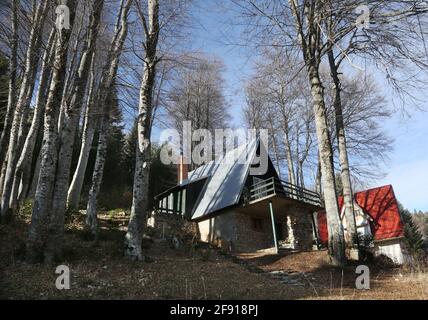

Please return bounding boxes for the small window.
[252,218,263,231]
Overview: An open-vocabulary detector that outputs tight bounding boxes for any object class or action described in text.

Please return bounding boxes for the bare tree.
[66,53,97,211]
[44,0,105,263]
[85,0,133,237]
[26,0,77,263]
[165,53,230,163]
[9,29,56,213]
[0,0,19,184]
[321,0,428,245]
[244,50,315,188]
[327,74,393,183]
[125,0,160,261]
[235,0,428,265]
[0,0,49,221]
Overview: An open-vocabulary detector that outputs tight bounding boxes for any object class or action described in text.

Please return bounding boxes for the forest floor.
[0,210,427,300]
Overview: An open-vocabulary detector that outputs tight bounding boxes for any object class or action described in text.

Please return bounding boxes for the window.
[252,218,263,231]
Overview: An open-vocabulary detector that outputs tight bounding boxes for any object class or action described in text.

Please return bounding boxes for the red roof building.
[317,185,405,246]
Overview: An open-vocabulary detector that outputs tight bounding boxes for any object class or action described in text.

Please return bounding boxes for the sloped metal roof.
[187,160,217,182]
[191,138,258,220]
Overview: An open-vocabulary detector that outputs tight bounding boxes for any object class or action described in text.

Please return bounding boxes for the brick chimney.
[177,154,188,184]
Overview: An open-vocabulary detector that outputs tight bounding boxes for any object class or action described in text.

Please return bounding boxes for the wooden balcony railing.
[249,177,323,207]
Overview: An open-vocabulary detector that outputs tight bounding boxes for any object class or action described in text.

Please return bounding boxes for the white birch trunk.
[125,0,159,261]
[10,30,56,212]
[28,147,42,199]
[0,0,19,172]
[26,0,77,263]
[315,154,322,197]
[44,0,104,263]
[0,162,7,197]
[83,0,133,235]
[0,0,49,220]
[86,115,109,238]
[66,58,97,210]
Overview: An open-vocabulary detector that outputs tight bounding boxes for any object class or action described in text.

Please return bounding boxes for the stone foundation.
[234,211,274,252]
[147,211,199,239]
[285,205,314,251]
[198,210,236,252]
[197,204,315,253]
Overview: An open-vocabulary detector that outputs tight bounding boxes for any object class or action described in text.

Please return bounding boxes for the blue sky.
[375,112,428,211]
[156,1,428,212]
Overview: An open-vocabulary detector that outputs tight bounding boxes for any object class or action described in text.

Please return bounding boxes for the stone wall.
[147,211,199,239]
[234,211,275,252]
[152,202,315,254]
[198,210,236,251]
[233,208,313,252]
[282,205,314,251]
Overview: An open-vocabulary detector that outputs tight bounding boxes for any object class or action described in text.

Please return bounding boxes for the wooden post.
[269,200,279,254]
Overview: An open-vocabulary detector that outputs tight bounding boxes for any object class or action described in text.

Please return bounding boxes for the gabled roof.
[187,160,217,182]
[191,138,258,220]
[354,185,404,240]
[317,185,404,243]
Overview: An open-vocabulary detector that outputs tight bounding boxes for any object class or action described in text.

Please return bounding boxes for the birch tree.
[244,50,315,188]
[26,0,77,263]
[0,0,19,182]
[66,54,97,210]
[124,0,160,261]
[67,0,133,211]
[0,0,49,221]
[85,0,133,237]
[44,0,105,263]
[234,0,428,264]
[9,29,56,213]
[85,94,110,238]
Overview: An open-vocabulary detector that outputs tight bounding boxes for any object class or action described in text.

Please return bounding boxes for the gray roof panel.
[191,138,258,220]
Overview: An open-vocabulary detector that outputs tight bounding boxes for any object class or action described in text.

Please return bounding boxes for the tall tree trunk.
[288,0,345,266]
[10,30,56,212]
[124,0,159,261]
[66,57,97,210]
[86,115,109,238]
[307,62,345,266]
[0,162,7,196]
[26,0,77,263]
[45,0,104,263]
[295,127,300,187]
[44,0,104,263]
[283,123,296,186]
[299,120,312,190]
[0,0,19,172]
[28,147,42,199]
[267,118,282,179]
[315,155,322,194]
[327,48,358,248]
[82,0,133,235]
[0,0,49,221]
